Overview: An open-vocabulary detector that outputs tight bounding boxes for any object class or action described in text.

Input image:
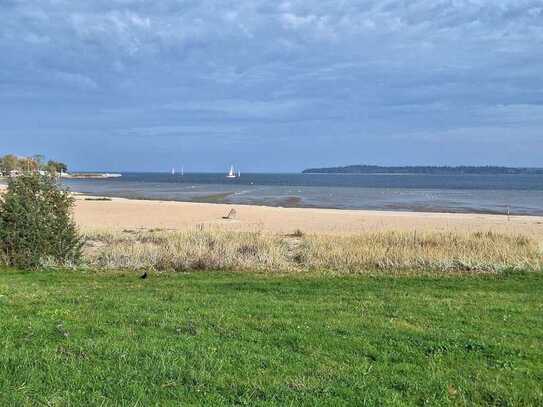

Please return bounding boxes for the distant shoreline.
[303,165,543,175]
[301,172,543,177]
[1,173,122,180]
[63,173,122,179]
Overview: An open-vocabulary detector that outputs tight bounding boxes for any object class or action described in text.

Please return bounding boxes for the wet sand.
[73,195,543,239]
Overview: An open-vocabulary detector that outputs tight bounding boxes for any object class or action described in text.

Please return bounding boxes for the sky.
[1,0,542,172]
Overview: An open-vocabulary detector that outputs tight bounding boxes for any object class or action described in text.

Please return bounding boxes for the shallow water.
[59,172,543,216]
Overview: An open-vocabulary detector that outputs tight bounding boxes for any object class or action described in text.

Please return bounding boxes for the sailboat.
[181,166,184,176]
[171,168,176,176]
[226,165,238,179]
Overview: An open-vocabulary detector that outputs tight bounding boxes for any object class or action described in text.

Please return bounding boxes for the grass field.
[1,270,542,405]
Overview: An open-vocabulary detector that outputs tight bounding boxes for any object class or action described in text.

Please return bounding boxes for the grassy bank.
[83,229,543,273]
[1,270,542,405]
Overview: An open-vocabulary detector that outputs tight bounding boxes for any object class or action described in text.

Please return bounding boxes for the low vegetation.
[84,229,290,272]
[1,270,541,405]
[82,228,543,274]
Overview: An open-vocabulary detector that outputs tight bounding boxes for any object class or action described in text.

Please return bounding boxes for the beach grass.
[0,269,542,405]
[82,229,543,274]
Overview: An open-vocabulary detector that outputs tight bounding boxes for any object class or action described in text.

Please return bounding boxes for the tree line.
[0,154,68,176]
[302,165,543,175]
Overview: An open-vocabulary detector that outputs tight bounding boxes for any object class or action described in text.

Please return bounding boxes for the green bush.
[0,174,83,269]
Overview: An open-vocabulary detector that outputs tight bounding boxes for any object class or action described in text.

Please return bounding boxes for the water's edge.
[61,173,543,217]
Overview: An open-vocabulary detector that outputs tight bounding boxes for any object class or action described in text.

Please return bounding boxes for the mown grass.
[1,269,542,405]
[82,229,543,274]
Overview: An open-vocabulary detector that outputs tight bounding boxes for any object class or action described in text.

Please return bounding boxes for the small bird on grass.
[140,272,148,280]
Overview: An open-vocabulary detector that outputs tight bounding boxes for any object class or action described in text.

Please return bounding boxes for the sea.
[59,172,543,216]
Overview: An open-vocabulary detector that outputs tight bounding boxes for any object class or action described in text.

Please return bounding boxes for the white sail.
[171,168,175,176]
[227,165,237,178]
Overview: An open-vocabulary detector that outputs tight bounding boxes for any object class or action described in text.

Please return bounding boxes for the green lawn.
[1,270,542,406]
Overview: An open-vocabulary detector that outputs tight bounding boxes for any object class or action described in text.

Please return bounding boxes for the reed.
[81,229,543,274]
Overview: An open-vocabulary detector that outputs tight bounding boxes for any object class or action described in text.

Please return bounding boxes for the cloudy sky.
[1,0,542,172]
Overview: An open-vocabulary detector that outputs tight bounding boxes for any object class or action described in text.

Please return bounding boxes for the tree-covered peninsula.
[302,165,543,175]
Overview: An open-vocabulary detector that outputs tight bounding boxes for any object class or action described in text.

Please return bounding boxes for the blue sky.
[1,0,542,172]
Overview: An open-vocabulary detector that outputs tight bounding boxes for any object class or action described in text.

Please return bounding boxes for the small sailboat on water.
[226,165,239,179]
[172,167,185,176]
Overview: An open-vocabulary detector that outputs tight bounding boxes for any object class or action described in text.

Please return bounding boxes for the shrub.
[0,173,83,269]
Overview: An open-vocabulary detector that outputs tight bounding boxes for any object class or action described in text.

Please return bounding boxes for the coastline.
[73,194,543,239]
[3,183,543,238]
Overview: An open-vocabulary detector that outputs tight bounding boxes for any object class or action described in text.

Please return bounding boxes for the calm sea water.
[60,172,543,216]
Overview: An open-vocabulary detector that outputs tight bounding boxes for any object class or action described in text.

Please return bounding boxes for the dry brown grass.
[84,229,290,272]
[81,228,543,274]
[299,231,542,273]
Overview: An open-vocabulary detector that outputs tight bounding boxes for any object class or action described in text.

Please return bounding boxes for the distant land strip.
[302,165,543,175]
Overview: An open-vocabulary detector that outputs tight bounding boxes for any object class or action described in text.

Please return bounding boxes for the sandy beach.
[73,195,543,239]
[1,183,542,238]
